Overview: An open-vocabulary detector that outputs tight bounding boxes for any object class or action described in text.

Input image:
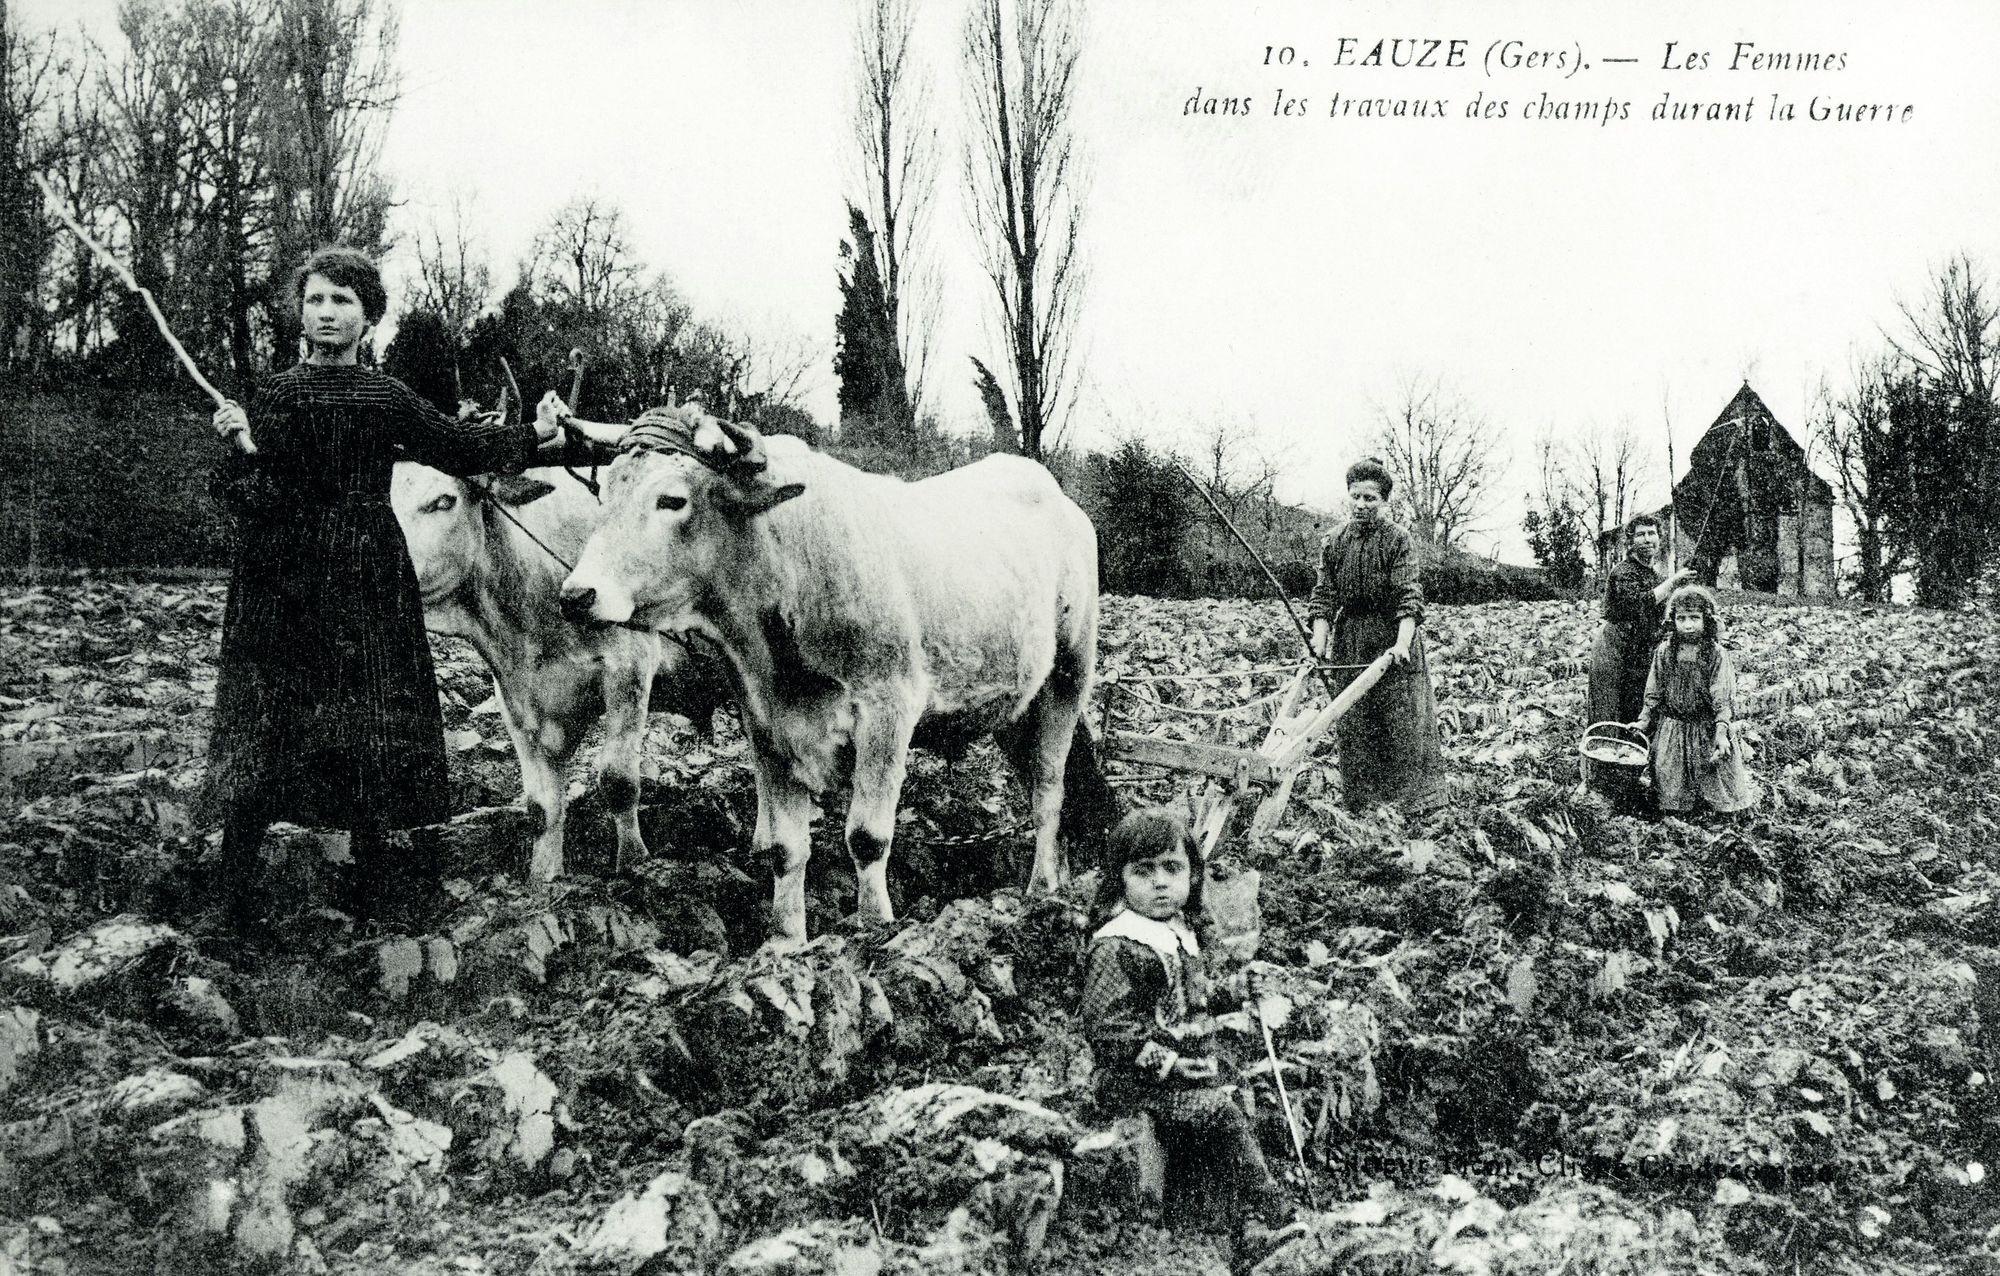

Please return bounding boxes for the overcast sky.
[24,0,2000,561]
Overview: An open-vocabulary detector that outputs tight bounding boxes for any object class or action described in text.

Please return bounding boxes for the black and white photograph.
[3,0,1999,1271]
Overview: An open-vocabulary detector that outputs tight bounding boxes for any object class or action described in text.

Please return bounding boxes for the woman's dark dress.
[1587,555,1664,727]
[200,364,536,831]
[1305,520,1445,814]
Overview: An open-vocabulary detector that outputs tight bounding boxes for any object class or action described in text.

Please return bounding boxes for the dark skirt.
[1586,622,1651,728]
[199,500,452,831]
[1328,613,1444,814]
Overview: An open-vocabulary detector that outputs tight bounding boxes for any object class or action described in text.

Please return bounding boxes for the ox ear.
[715,478,805,519]
[488,474,556,507]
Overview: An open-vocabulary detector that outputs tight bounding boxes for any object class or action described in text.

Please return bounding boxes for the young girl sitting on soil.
[1630,585,1762,817]
[1079,808,1292,1228]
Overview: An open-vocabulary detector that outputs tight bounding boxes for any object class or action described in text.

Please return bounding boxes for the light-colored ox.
[392,459,720,881]
[551,402,1107,943]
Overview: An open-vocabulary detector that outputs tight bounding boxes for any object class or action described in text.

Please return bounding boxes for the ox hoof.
[759,934,809,956]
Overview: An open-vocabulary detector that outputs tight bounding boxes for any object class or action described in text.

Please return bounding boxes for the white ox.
[553,404,1106,943]
[392,460,721,880]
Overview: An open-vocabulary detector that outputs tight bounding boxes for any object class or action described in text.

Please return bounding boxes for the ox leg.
[596,648,656,875]
[1002,696,1082,895]
[752,746,817,946]
[846,712,916,925]
[496,679,568,883]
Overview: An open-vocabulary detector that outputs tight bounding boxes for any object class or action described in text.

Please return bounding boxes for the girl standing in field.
[1079,808,1292,1230]
[1630,585,1761,816]
[1305,457,1445,814]
[202,246,557,935]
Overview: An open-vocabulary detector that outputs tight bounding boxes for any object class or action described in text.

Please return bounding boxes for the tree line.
[1810,255,2000,608]
[4,0,1553,606]
[1,0,398,389]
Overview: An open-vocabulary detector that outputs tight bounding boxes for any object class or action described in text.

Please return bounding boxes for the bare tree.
[262,0,401,354]
[1371,374,1500,550]
[1529,422,1576,515]
[1890,254,2000,551]
[406,188,491,336]
[1193,419,1281,521]
[962,0,1086,462]
[1811,352,1905,602]
[1,14,76,370]
[731,326,824,413]
[851,0,937,417]
[92,3,215,364]
[1573,419,1651,572]
[528,196,646,317]
[1183,417,1292,592]
[1891,253,1999,408]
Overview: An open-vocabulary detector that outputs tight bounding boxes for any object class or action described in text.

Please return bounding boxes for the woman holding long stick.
[1305,458,1445,815]
[200,246,558,937]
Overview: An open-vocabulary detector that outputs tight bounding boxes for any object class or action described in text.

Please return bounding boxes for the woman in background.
[1587,514,1692,730]
[1306,457,1445,815]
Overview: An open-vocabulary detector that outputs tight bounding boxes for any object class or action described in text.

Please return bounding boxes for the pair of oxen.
[391,394,1111,943]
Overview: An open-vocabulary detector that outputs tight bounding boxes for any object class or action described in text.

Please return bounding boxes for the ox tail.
[1059,719,1123,872]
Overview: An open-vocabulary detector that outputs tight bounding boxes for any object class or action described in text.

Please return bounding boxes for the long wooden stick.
[30,172,230,412]
[1255,997,1318,1209]
[1171,459,1343,704]
[1661,386,1678,568]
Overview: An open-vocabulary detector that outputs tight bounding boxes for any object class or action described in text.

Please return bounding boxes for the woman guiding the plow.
[201,246,558,937]
[1586,514,1693,732]
[1306,457,1445,814]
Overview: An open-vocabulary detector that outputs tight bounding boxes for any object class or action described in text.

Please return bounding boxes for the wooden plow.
[1098,650,1394,861]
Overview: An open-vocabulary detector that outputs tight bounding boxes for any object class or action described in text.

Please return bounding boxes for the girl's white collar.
[1094,906,1200,964]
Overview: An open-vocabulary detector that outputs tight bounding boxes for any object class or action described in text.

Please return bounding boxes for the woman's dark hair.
[292,245,388,324]
[1345,456,1395,498]
[1092,806,1205,921]
[1629,514,1661,536]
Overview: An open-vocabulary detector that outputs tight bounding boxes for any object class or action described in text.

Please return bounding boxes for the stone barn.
[1600,382,1836,598]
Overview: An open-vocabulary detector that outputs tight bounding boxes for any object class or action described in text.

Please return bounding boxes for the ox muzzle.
[559,583,602,626]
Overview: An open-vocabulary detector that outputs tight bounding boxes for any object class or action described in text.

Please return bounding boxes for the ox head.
[392,386,555,604]
[559,405,803,628]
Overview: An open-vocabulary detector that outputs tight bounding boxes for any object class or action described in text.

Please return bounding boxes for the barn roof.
[1594,381,1831,551]
[1705,381,1807,453]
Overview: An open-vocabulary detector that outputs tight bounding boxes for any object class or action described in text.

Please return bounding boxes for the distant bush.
[1423,547,1562,604]
[3,388,234,570]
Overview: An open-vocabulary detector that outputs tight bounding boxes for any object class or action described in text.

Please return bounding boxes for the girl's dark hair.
[1093,806,1205,921]
[1345,456,1395,499]
[293,245,388,324]
[1664,583,1724,663]
[1629,514,1661,535]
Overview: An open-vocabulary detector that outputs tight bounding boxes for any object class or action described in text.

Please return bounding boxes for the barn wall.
[1776,512,1801,597]
[1803,500,1836,597]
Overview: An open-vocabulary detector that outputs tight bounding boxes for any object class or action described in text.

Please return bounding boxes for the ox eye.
[425,493,457,513]
[656,494,687,512]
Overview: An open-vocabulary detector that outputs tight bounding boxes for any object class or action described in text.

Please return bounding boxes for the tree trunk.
[1856,522,1884,602]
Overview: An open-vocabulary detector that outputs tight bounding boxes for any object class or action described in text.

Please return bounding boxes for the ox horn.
[713,415,768,473]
